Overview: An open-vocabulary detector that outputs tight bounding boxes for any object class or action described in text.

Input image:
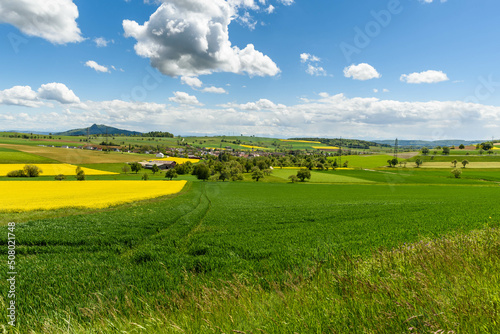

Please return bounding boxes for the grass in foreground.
[1,182,500,333]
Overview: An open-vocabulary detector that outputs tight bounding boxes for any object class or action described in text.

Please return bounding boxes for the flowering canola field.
[0,180,187,212]
[240,144,267,149]
[279,139,322,144]
[0,164,117,176]
[154,157,200,163]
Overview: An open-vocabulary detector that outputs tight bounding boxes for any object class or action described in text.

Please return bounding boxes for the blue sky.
[0,0,499,140]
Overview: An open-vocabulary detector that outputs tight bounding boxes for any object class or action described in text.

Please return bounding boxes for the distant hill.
[373,139,483,148]
[56,124,143,136]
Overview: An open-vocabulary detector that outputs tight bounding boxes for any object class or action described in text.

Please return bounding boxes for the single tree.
[296,169,311,182]
[194,164,210,181]
[252,169,264,182]
[218,168,230,182]
[442,147,450,155]
[421,147,429,155]
[459,144,465,149]
[141,173,149,180]
[122,164,130,174]
[165,168,178,180]
[288,175,298,183]
[415,158,423,168]
[151,164,159,175]
[76,170,85,181]
[451,168,462,178]
[451,159,458,168]
[130,162,142,174]
[462,159,469,168]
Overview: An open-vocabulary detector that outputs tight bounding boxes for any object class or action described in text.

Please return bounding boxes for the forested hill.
[288,138,391,149]
[56,124,143,136]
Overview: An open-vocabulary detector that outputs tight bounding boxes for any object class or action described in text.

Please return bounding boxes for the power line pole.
[339,137,342,168]
[394,138,399,159]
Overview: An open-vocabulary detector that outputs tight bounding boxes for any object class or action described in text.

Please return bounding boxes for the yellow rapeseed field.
[154,157,200,163]
[279,139,322,144]
[0,164,117,176]
[0,180,187,212]
[240,144,267,149]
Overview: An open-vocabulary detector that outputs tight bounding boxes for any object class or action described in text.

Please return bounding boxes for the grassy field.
[0,144,152,164]
[272,168,374,183]
[328,154,399,168]
[1,181,500,332]
[1,137,500,333]
[0,147,58,164]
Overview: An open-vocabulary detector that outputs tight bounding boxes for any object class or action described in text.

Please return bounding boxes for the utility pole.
[394,138,399,159]
[339,137,342,168]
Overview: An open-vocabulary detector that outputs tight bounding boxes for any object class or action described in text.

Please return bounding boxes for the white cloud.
[0,86,43,108]
[400,70,449,84]
[279,0,294,5]
[301,53,326,76]
[265,5,275,13]
[300,53,320,63]
[181,76,203,88]
[3,88,500,140]
[237,11,257,30]
[38,83,80,104]
[85,60,110,73]
[383,88,390,93]
[94,37,113,47]
[373,89,379,93]
[220,98,286,111]
[168,91,203,105]
[344,63,381,81]
[202,86,227,94]
[123,0,279,77]
[306,64,327,77]
[0,0,83,44]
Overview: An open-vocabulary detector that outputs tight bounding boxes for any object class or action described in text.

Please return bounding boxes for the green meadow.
[1,137,500,333]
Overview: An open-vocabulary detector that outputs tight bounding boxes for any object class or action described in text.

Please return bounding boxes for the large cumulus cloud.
[123,0,280,77]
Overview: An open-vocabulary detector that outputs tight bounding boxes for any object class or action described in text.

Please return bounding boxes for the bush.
[141,173,149,180]
[54,174,66,181]
[23,165,42,177]
[76,168,85,181]
[6,170,26,177]
[451,168,462,178]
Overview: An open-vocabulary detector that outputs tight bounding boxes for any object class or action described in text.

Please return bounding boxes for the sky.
[0,0,500,140]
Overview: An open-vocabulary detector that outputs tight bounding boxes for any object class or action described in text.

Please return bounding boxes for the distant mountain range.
[373,139,484,148]
[55,124,143,136]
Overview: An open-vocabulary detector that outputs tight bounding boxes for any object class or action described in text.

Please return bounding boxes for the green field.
[327,154,396,168]
[272,168,374,183]
[1,136,500,333]
[1,180,500,332]
[0,147,58,164]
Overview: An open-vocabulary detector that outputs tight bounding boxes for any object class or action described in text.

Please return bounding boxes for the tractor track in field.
[122,183,211,258]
